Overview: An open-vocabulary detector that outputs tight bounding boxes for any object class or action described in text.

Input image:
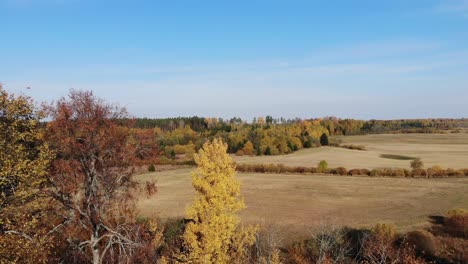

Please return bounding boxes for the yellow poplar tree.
[182,138,256,264]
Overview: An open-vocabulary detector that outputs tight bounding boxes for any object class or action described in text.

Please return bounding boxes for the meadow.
[233,132,468,169]
[137,168,468,242]
[136,132,468,243]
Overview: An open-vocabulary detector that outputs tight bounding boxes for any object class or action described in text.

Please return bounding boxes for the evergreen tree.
[320,133,329,146]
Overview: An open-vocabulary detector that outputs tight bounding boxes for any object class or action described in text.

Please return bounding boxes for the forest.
[128,116,466,166]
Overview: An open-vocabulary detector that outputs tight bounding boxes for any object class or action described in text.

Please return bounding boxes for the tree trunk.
[92,247,100,264]
[91,233,101,264]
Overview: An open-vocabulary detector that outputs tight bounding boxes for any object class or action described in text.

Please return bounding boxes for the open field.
[136,168,468,241]
[233,133,468,169]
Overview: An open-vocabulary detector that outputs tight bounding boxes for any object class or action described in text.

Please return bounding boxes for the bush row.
[235,163,468,178]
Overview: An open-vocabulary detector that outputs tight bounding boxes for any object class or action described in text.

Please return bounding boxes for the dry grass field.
[233,133,468,169]
[136,168,468,241]
[136,133,468,243]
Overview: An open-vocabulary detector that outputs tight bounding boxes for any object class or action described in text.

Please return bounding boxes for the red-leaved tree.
[45,90,156,264]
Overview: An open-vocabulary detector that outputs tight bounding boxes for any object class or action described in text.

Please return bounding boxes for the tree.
[320,133,329,146]
[318,160,328,173]
[265,146,272,155]
[181,138,256,263]
[410,158,423,170]
[242,140,255,156]
[265,115,273,125]
[362,223,424,264]
[0,86,55,263]
[45,90,150,264]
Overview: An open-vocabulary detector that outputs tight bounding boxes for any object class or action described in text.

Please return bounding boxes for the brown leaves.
[44,89,144,263]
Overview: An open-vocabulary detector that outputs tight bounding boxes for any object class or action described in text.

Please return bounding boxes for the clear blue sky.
[1,0,468,120]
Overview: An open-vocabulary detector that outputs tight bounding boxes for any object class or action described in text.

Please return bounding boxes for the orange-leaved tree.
[45,90,159,264]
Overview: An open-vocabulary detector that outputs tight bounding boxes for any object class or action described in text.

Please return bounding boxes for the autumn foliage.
[1,87,467,264]
[44,90,159,263]
[0,85,56,263]
[180,138,256,263]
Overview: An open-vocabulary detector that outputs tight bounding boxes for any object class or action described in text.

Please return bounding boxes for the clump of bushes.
[286,223,426,264]
[444,209,468,238]
[370,168,409,177]
[329,167,348,176]
[411,168,428,178]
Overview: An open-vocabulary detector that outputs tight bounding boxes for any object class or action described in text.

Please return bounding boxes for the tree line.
[129,116,465,164]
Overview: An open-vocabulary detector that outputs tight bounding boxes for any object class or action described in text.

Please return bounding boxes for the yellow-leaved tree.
[181,138,256,264]
[0,85,55,263]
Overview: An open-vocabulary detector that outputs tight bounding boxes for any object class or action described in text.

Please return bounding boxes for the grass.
[380,154,416,160]
[135,133,468,244]
[233,133,468,169]
[136,168,468,241]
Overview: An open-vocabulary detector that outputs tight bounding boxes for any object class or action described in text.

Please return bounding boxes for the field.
[137,169,468,240]
[233,133,468,169]
[136,133,468,243]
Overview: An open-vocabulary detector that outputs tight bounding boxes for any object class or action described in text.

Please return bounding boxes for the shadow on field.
[428,215,444,225]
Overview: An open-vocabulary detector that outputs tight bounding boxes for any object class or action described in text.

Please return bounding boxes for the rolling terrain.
[233,133,468,169]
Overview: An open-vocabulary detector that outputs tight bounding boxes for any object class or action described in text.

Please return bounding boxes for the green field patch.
[380,154,416,160]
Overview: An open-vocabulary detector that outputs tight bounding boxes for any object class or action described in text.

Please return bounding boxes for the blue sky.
[1,0,468,120]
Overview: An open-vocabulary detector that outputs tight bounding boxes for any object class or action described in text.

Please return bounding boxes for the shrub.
[410,158,424,170]
[447,208,468,217]
[427,165,444,178]
[462,168,468,176]
[148,164,156,172]
[392,168,406,177]
[370,169,382,177]
[295,167,306,174]
[443,209,468,239]
[411,168,427,178]
[444,213,468,238]
[446,168,464,177]
[330,167,348,176]
[173,144,187,154]
[403,169,411,177]
[235,150,245,156]
[348,169,360,176]
[317,160,328,173]
[371,223,397,241]
[406,230,437,257]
